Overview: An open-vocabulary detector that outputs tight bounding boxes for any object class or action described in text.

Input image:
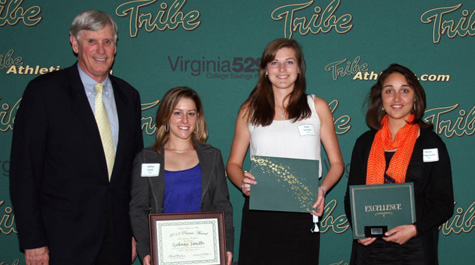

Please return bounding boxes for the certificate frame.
[149,212,226,265]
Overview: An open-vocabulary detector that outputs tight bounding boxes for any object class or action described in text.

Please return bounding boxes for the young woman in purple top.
[130,87,234,265]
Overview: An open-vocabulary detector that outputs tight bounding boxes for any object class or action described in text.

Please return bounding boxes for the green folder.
[249,155,319,213]
[349,183,416,239]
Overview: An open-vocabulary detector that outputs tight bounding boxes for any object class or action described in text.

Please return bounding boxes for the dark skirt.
[238,197,320,265]
[350,237,426,265]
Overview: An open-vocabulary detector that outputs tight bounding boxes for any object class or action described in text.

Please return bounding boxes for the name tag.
[141,163,160,177]
[423,148,439,162]
[298,124,316,136]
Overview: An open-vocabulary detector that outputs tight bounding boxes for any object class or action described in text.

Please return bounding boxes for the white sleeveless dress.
[249,94,322,177]
[238,95,322,265]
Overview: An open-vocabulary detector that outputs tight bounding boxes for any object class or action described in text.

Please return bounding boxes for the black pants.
[93,216,129,265]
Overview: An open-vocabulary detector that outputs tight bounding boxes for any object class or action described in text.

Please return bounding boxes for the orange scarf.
[366,114,419,185]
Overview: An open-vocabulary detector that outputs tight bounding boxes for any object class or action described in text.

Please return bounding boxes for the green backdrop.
[1,0,474,264]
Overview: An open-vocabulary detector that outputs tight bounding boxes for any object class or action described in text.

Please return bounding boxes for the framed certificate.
[149,212,226,265]
[349,183,416,239]
[250,155,319,213]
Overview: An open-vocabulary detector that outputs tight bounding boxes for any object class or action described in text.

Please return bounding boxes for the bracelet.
[318,186,327,197]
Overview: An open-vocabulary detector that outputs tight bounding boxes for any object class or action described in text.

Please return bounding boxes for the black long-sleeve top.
[344,127,454,264]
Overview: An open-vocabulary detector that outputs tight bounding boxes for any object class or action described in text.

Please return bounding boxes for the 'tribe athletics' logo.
[271,0,353,39]
[324,56,452,83]
[1,49,61,75]
[0,0,41,27]
[421,3,475,44]
[116,0,200,38]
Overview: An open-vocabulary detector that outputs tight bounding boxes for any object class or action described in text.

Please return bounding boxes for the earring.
[164,124,169,132]
[382,107,385,111]
[194,124,199,134]
[413,104,416,112]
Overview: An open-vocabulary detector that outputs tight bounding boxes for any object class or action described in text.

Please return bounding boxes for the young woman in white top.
[226,38,344,264]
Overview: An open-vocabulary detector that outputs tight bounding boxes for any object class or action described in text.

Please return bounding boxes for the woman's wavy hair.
[153,87,208,153]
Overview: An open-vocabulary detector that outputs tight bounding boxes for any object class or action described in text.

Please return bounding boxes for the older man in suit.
[10,10,143,265]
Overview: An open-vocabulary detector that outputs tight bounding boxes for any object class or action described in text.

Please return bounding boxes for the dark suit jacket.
[129,142,234,261]
[10,64,143,264]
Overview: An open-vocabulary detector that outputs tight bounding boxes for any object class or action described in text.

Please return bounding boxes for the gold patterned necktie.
[94,83,115,181]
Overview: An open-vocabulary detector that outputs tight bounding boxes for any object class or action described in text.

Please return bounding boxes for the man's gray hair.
[70,10,118,43]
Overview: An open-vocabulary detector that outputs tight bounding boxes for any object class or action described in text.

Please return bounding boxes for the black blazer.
[10,64,143,264]
[130,142,234,261]
[344,128,454,264]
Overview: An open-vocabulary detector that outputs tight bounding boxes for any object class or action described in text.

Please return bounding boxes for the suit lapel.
[196,142,213,196]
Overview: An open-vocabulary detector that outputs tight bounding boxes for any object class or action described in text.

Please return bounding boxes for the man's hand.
[226,251,233,265]
[25,246,49,265]
[131,237,137,263]
[143,255,151,265]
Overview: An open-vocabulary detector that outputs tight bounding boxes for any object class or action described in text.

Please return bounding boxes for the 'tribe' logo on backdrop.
[116,0,200,38]
[325,56,368,81]
[0,97,20,133]
[0,200,15,235]
[421,3,475,44]
[271,0,353,39]
[425,104,475,138]
[0,0,41,27]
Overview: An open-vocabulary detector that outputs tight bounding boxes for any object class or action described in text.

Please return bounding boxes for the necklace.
[165,148,194,154]
[276,105,286,119]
